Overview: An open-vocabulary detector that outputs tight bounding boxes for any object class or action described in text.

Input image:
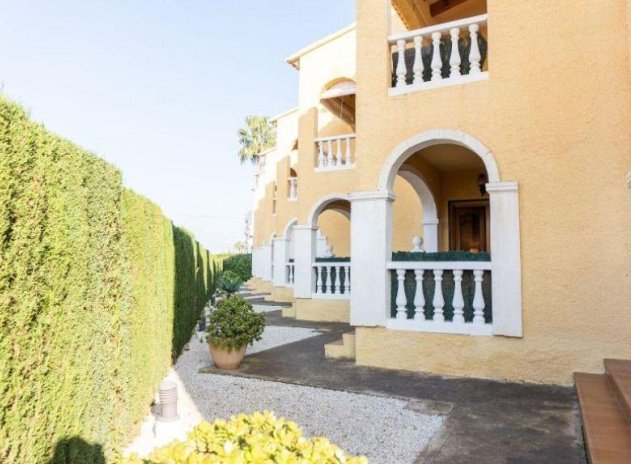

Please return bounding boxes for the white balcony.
[288,177,298,201]
[388,14,488,96]
[315,134,356,171]
[386,260,492,336]
[312,262,351,299]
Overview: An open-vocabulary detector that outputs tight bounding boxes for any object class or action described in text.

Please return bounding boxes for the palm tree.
[237,116,276,164]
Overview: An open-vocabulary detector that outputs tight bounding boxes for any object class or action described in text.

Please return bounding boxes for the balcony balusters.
[389,14,488,95]
[314,134,356,171]
[387,261,492,335]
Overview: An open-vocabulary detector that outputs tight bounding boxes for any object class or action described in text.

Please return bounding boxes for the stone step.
[604,359,631,427]
[324,332,355,360]
[574,372,631,463]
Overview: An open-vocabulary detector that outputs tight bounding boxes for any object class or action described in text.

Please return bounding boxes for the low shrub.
[222,253,252,281]
[207,295,265,351]
[120,412,368,464]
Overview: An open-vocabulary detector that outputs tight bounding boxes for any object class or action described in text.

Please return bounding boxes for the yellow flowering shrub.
[122,412,368,463]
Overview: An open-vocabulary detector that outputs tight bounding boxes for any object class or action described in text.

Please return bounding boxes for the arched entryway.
[351,130,522,337]
[307,196,352,299]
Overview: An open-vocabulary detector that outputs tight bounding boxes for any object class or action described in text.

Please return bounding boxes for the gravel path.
[126,323,444,463]
[176,326,443,464]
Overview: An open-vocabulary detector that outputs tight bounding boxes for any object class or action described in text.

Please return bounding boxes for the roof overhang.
[286,23,356,70]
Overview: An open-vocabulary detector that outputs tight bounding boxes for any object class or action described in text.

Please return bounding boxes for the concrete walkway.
[201,293,587,464]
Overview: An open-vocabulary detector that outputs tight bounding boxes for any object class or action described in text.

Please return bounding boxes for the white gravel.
[126,324,444,463]
[175,327,443,464]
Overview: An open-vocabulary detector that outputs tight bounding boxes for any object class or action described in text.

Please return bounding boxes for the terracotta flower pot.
[209,343,247,370]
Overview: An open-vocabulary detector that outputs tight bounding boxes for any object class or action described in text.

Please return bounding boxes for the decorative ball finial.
[411,236,424,253]
[324,244,333,258]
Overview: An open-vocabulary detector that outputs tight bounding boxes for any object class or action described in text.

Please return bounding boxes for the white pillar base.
[293,226,316,299]
[487,182,523,337]
[349,191,394,327]
[272,237,289,287]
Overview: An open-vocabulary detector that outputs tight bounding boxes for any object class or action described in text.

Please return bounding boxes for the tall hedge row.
[0,97,217,464]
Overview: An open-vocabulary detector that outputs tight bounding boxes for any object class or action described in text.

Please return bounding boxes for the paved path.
[201,291,587,464]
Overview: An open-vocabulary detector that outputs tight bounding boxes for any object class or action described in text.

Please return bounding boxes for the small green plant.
[207,295,265,351]
[218,270,243,295]
[120,411,367,463]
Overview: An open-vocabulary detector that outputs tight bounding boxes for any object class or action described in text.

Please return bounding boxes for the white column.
[317,142,325,168]
[452,270,465,324]
[432,270,445,322]
[345,137,352,166]
[413,35,423,84]
[251,247,261,278]
[293,226,317,299]
[431,32,443,81]
[344,265,351,294]
[395,269,407,320]
[260,244,273,282]
[396,39,407,88]
[487,182,523,337]
[422,218,439,252]
[349,191,394,327]
[315,265,323,295]
[469,23,481,74]
[272,237,288,287]
[472,269,486,325]
[326,140,334,166]
[449,28,461,77]
[413,269,425,321]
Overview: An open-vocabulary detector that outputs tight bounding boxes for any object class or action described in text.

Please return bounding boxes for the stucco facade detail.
[250,0,631,385]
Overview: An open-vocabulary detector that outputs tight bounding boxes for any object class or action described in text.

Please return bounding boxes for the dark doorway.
[449,200,490,252]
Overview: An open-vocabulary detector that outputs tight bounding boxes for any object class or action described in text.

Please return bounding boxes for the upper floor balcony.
[389,0,488,96]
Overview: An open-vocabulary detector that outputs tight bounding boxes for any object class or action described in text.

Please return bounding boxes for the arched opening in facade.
[316,79,357,170]
[288,168,298,200]
[308,197,352,299]
[391,143,490,254]
[373,130,521,337]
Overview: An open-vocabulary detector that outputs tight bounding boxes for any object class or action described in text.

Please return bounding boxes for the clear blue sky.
[0,1,355,252]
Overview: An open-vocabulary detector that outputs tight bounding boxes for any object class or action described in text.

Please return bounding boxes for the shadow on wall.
[47,437,105,464]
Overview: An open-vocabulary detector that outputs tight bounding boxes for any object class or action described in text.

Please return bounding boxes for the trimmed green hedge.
[0,97,217,464]
[222,253,252,282]
[392,251,491,262]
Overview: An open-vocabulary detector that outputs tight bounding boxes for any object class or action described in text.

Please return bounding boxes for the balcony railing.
[315,134,356,171]
[386,260,492,335]
[286,262,295,286]
[288,177,298,200]
[388,14,488,96]
[312,262,351,299]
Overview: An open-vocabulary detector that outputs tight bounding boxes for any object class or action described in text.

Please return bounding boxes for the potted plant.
[207,295,265,370]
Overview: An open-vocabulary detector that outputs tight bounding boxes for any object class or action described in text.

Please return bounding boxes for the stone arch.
[374,129,522,337]
[283,218,298,238]
[307,194,352,229]
[379,129,501,193]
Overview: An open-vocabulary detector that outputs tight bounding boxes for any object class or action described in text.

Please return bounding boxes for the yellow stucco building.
[250,0,631,386]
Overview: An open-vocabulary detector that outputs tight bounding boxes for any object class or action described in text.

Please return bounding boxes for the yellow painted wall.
[392,175,424,251]
[253,1,631,384]
[318,209,350,257]
[352,0,631,384]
